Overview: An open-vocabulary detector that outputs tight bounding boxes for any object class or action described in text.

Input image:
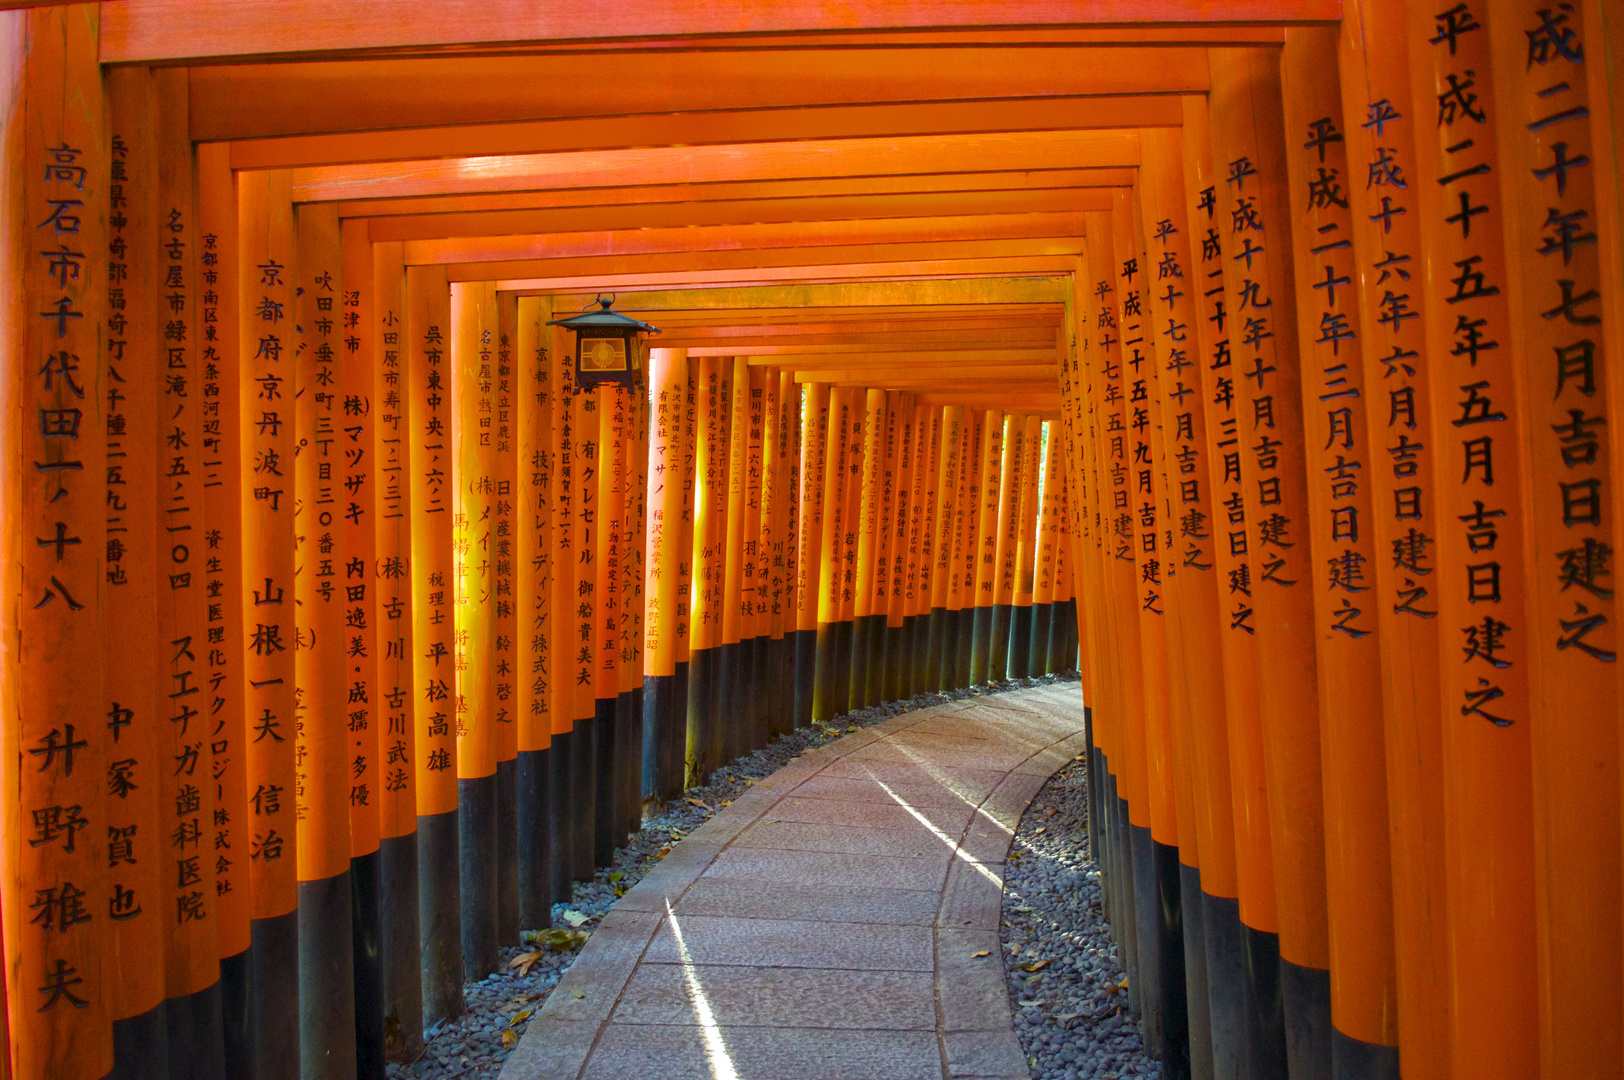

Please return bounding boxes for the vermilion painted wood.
[100,1,1336,63]
[477,255,1081,291]
[188,46,1209,141]
[289,130,1141,202]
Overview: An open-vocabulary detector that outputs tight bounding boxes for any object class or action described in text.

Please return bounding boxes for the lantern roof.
[547,296,661,334]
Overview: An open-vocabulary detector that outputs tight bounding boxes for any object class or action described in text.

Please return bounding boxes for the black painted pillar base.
[714,641,736,766]
[1331,1027,1400,1080]
[810,624,836,723]
[379,831,423,1061]
[547,730,574,905]
[351,848,385,1080]
[459,774,500,981]
[748,635,770,748]
[880,622,903,702]
[793,628,817,727]
[299,869,357,1080]
[643,674,674,803]
[592,698,618,867]
[968,604,992,686]
[110,1001,169,1080]
[771,636,796,738]
[831,619,853,717]
[517,747,553,930]
[631,683,647,823]
[1180,865,1212,1080]
[908,611,929,697]
[417,809,465,1029]
[1242,923,1289,1080]
[1130,823,1159,1034]
[250,909,300,1080]
[895,615,915,700]
[168,980,225,1080]
[988,602,1012,682]
[1281,957,1332,1080]
[1203,893,1247,1080]
[686,646,716,781]
[948,607,967,691]
[1008,603,1032,681]
[922,607,944,692]
[671,660,690,785]
[614,689,637,842]
[572,716,596,881]
[220,947,251,1078]
[1152,841,1191,1080]
[1029,601,1052,678]
[496,758,520,944]
[848,615,871,710]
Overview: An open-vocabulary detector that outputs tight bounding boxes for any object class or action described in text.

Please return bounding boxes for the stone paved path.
[500,684,1090,1080]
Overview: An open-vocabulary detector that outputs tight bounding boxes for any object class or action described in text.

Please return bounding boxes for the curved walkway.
[500,684,1090,1080]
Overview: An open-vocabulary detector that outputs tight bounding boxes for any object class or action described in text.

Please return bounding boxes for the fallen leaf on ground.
[508,1010,534,1027]
[608,871,624,883]
[569,988,585,999]
[970,950,991,958]
[561,910,591,927]
[507,951,541,976]
[1019,999,1043,1008]
[1021,959,1052,973]
[501,1031,517,1048]
[539,928,590,952]
[846,726,861,733]
[685,797,713,811]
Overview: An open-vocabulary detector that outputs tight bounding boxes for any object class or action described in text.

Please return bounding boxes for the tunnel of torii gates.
[1,2,1623,1080]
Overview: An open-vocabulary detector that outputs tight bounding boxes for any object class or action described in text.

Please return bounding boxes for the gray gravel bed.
[1001,756,1158,1080]
[388,673,1077,1079]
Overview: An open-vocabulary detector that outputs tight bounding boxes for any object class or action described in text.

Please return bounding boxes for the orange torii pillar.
[740,366,770,747]
[672,364,698,777]
[836,393,865,705]
[908,405,941,694]
[989,413,1023,680]
[292,201,357,1078]
[365,241,425,1056]
[717,358,749,762]
[1008,414,1042,681]
[1046,473,1076,673]
[644,348,689,801]
[341,218,387,1079]
[793,383,829,724]
[492,292,521,942]
[5,14,111,1080]
[852,388,888,709]
[590,381,625,864]
[198,140,255,1077]
[1138,121,1248,1079]
[1279,28,1404,1075]
[1030,419,1061,678]
[546,315,586,893]
[948,409,981,689]
[1210,48,1343,1078]
[885,397,919,700]
[1333,7,1452,1077]
[406,264,464,1027]
[1176,97,1289,1078]
[1080,213,1150,1021]
[451,281,500,980]
[763,370,799,735]
[687,357,726,774]
[870,391,905,704]
[1403,15,1540,1076]
[239,169,303,1074]
[812,386,851,724]
[102,66,167,1079]
[566,339,601,880]
[514,294,556,928]
[625,375,651,833]
[925,406,962,692]
[970,409,1003,685]
[1111,191,1187,1071]
[901,403,932,699]
[1490,4,1621,1073]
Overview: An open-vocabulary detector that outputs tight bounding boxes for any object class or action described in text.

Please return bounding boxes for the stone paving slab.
[501,683,1087,1080]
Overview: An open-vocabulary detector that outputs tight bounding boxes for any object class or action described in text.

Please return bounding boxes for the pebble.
[384,674,1074,1078]
[1000,743,1160,1080]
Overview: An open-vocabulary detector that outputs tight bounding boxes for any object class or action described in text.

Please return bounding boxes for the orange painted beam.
[233,96,1177,171]
[101,1,1331,63]
[916,391,1063,410]
[676,325,1057,348]
[289,130,1140,202]
[191,47,1208,141]
[794,365,1058,383]
[440,239,1085,281]
[364,188,1115,243]
[333,168,1140,219]
[477,256,1081,291]
[748,351,1056,369]
[661,316,1063,338]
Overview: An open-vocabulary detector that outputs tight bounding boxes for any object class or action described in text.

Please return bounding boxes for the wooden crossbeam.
[481,257,1081,291]
[191,46,1209,141]
[102,2,1329,63]
[291,129,1142,201]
